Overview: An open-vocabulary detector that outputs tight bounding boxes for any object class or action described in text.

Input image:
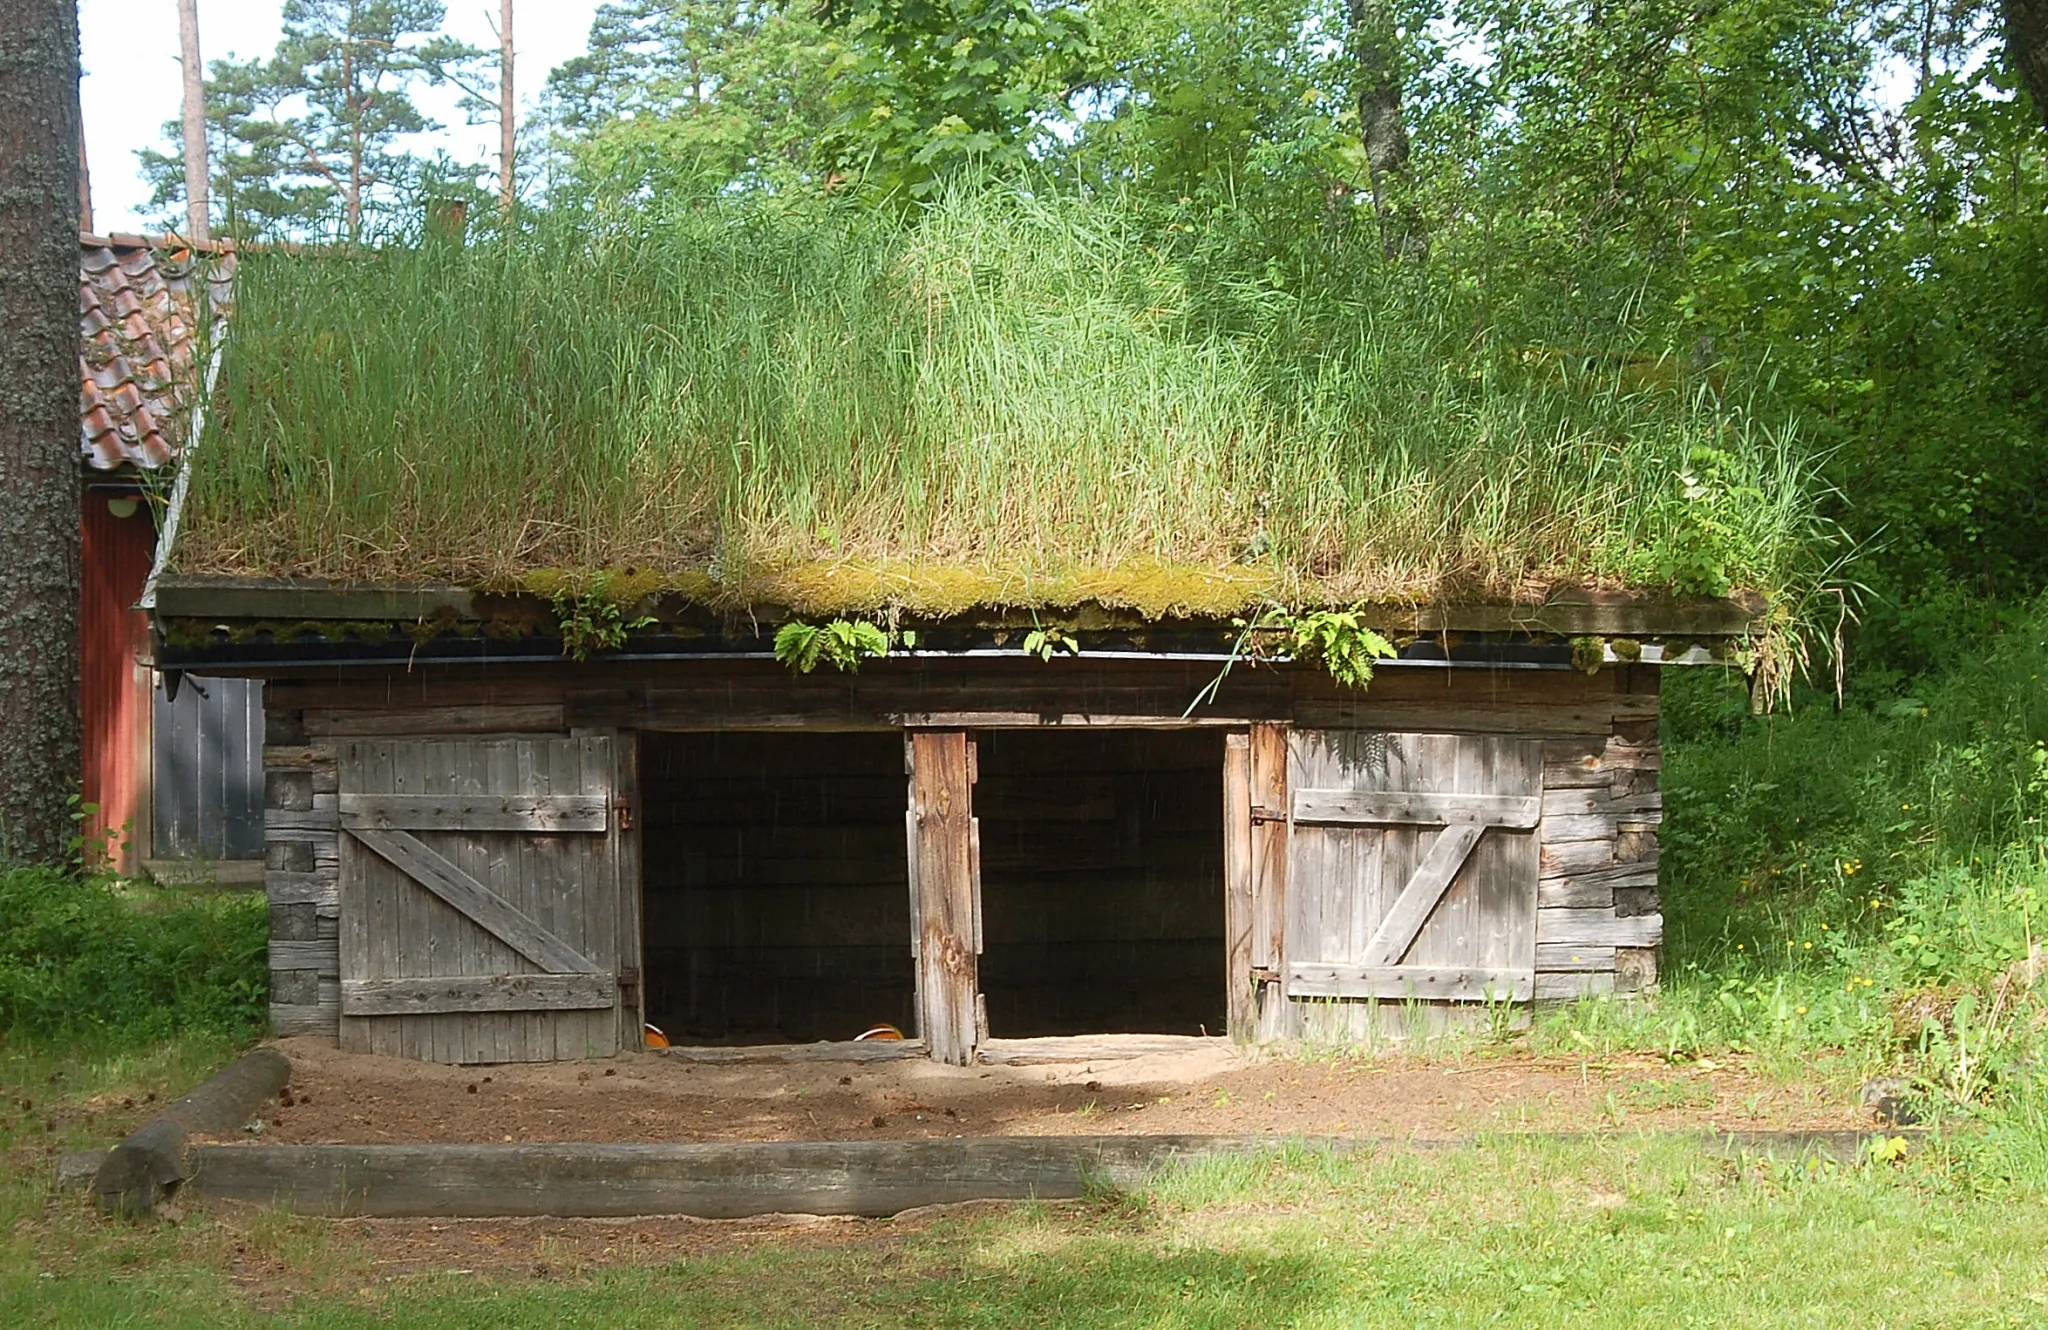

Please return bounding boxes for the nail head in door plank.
[1284,964,1533,1002]
[348,827,600,975]
[339,794,609,833]
[1359,823,1485,968]
[1292,790,1540,829]
[342,973,617,1015]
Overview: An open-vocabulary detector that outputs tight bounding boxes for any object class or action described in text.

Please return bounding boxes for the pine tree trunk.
[2010,0,2048,133]
[1346,0,1426,262]
[499,0,515,216]
[179,0,209,242]
[0,0,84,865]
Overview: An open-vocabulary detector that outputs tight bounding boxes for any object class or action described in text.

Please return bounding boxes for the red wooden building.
[79,232,261,879]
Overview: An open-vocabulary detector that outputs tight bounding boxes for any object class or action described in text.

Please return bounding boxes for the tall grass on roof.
[177,184,1823,615]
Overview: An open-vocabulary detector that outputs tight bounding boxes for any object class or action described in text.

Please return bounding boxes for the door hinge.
[613,800,634,831]
[1249,805,1287,825]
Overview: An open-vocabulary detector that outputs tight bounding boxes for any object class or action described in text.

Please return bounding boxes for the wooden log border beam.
[172,1130,1912,1219]
[92,1048,293,1218]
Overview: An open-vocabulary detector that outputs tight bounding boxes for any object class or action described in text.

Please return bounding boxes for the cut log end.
[90,1048,293,1218]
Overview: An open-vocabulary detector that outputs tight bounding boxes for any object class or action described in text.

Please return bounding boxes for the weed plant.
[0,866,268,1044]
[181,184,1822,612]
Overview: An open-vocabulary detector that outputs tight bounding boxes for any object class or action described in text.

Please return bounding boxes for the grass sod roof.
[172,186,1822,624]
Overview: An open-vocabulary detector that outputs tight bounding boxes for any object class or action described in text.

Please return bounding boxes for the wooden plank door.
[908,730,980,1065]
[1285,731,1541,1003]
[338,735,630,1063]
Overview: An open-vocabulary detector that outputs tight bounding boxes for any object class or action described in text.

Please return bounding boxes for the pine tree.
[0,0,83,864]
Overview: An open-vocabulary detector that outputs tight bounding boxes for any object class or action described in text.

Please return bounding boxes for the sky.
[78,0,608,234]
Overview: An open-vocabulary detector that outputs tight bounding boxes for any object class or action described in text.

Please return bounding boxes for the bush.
[1538,597,2048,1124]
[0,867,267,1044]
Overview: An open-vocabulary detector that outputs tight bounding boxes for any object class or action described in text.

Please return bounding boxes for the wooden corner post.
[1223,733,1254,1040]
[909,730,981,1065]
[1248,722,1290,1039]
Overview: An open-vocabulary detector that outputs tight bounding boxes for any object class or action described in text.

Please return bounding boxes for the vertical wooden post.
[910,730,979,1065]
[1248,722,1290,1038]
[1223,732,1254,1041]
[614,729,644,1049]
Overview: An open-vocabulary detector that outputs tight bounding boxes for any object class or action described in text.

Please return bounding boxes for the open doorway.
[640,731,913,1044]
[974,729,1226,1037]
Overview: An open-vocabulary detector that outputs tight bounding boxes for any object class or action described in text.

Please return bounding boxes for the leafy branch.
[1185,601,1398,714]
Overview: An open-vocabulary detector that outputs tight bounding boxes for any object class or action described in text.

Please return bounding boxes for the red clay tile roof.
[79,233,234,471]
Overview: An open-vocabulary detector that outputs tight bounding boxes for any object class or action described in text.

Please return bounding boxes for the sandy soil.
[225,1035,1863,1146]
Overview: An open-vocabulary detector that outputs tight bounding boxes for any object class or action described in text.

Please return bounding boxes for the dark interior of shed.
[639,731,913,1044]
[974,729,1226,1037]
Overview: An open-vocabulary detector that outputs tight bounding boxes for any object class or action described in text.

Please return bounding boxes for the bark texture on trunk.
[499,0,515,215]
[179,0,209,241]
[1347,0,1426,262]
[0,0,84,864]
[2010,0,2048,133]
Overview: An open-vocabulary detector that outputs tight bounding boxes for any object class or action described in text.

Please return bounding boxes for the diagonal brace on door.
[349,826,600,974]
[1358,823,1485,968]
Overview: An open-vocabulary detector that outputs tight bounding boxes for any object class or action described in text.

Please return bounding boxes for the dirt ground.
[225,1035,1864,1147]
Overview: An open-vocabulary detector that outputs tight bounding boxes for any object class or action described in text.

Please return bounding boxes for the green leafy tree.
[142,0,487,240]
[545,0,837,198]
[817,0,1099,198]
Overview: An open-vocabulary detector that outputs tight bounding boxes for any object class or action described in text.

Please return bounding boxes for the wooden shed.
[149,581,1746,1064]
[79,233,264,878]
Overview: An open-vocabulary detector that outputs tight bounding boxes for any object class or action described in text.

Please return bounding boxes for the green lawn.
[5,1096,2048,1328]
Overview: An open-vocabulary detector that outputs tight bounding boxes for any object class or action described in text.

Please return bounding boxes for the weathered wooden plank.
[263,824,339,845]
[1537,863,1657,905]
[645,1037,933,1066]
[978,1035,1227,1064]
[911,730,979,1066]
[1248,723,1289,978]
[349,827,599,975]
[1539,838,1619,878]
[270,999,341,1036]
[341,973,616,1016]
[1359,823,1484,967]
[269,939,338,970]
[1534,970,1618,1000]
[1538,813,1626,843]
[1292,699,1625,736]
[338,793,609,833]
[1284,964,1533,1002]
[1223,733,1254,1041]
[265,808,340,832]
[1540,788,1664,818]
[1535,942,1616,971]
[179,1136,1326,1219]
[896,712,1256,728]
[615,732,644,1051]
[1293,789,1540,829]
[263,745,335,771]
[266,869,338,906]
[1536,909,1662,948]
[305,705,566,738]
[153,575,480,623]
